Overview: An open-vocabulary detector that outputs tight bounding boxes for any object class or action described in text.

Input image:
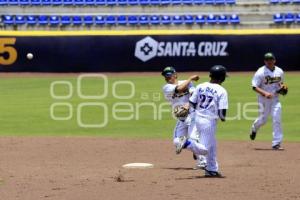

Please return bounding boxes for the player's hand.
[182,103,190,110]
[264,92,273,99]
[189,75,199,81]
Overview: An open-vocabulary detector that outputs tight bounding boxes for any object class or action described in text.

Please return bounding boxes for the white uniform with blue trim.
[163,81,208,157]
[251,66,284,146]
[190,82,228,172]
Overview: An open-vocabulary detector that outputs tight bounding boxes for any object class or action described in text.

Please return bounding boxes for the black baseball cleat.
[272,144,284,151]
[193,153,197,160]
[250,130,257,140]
[204,170,224,178]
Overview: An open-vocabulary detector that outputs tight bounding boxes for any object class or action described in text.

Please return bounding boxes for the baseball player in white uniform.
[250,53,287,150]
[161,67,207,169]
[189,65,228,177]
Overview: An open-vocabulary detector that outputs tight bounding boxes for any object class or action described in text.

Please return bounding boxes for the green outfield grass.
[0,72,299,141]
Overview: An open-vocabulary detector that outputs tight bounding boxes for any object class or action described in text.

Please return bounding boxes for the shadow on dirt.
[162,167,195,171]
[175,176,226,180]
[254,148,285,151]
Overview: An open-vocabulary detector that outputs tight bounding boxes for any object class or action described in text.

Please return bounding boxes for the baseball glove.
[173,105,189,120]
[277,84,288,96]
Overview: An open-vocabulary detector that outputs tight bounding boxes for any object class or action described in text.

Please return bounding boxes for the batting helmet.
[209,65,227,82]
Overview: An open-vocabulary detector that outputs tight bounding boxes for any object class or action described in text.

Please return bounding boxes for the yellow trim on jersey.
[1,29,300,36]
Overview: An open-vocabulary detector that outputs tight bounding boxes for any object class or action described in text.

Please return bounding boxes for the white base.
[122,163,154,169]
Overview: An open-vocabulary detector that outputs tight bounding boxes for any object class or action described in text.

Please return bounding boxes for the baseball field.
[0,72,299,200]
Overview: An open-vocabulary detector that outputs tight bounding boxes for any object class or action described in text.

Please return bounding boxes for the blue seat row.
[2,14,240,25]
[270,0,300,4]
[0,0,235,6]
[273,13,300,23]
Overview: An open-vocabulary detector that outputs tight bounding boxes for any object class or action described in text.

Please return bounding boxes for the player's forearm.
[252,87,269,97]
[176,79,192,93]
[218,109,227,122]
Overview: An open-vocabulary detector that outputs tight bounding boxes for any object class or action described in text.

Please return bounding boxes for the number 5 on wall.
[0,38,17,65]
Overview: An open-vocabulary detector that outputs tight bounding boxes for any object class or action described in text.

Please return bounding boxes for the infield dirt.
[0,137,299,200]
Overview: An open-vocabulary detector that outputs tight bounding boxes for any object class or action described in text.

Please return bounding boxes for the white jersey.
[252,66,284,96]
[162,80,194,108]
[189,82,228,119]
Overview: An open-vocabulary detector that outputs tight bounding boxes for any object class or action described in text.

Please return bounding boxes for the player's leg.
[173,120,189,154]
[195,117,218,172]
[188,117,207,168]
[271,101,283,149]
[251,98,271,140]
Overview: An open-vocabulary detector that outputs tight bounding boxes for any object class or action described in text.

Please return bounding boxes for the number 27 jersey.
[189,82,228,119]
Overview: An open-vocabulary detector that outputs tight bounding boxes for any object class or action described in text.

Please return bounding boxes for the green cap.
[264,52,276,60]
[161,66,176,77]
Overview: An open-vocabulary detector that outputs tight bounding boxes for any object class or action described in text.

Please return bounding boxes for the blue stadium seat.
[0,0,7,5]
[31,0,41,5]
[215,0,225,4]
[85,0,95,4]
[296,13,300,22]
[7,0,18,5]
[273,13,284,23]
[171,0,181,4]
[160,0,170,5]
[270,0,280,3]
[149,0,160,5]
[229,14,240,24]
[95,0,106,5]
[193,0,203,4]
[73,16,83,25]
[128,15,138,25]
[204,0,214,4]
[83,16,93,25]
[139,15,149,25]
[106,15,116,25]
[284,13,295,23]
[95,16,105,25]
[207,14,217,24]
[161,15,171,25]
[225,0,235,4]
[107,0,117,5]
[172,15,183,25]
[61,16,71,25]
[118,0,127,5]
[50,16,60,26]
[150,15,160,25]
[15,15,26,25]
[19,0,30,5]
[74,0,85,5]
[52,0,62,5]
[27,16,37,25]
[117,15,127,25]
[195,15,205,24]
[38,15,48,25]
[184,15,194,24]
[63,0,73,5]
[218,14,228,24]
[139,0,149,5]
[281,0,291,4]
[3,15,14,25]
[293,0,300,3]
[41,0,51,5]
[182,0,193,5]
[128,0,138,4]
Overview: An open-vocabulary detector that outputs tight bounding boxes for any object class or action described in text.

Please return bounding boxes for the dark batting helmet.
[209,65,227,82]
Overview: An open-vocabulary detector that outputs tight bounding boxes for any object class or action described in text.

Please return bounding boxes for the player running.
[250,53,288,150]
[161,66,207,169]
[189,65,228,177]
